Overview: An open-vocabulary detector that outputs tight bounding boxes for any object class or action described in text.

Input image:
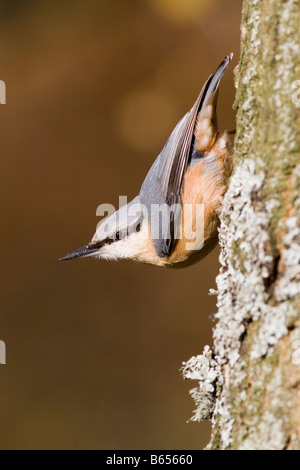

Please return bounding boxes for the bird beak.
[59,243,100,261]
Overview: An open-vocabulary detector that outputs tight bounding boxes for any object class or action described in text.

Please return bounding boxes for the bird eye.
[115,231,120,240]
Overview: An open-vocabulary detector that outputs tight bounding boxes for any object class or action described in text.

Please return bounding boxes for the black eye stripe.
[88,236,117,250]
[89,224,141,249]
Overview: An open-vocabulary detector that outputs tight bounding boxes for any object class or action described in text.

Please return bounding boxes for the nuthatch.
[60,54,233,268]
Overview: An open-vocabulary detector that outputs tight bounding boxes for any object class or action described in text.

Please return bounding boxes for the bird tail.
[194,53,233,152]
[200,53,234,110]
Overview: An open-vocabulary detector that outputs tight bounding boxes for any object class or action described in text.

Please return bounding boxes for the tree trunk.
[182,0,300,450]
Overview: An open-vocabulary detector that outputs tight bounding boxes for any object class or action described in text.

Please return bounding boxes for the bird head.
[60,197,146,262]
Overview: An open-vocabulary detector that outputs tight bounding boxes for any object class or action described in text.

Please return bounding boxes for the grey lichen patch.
[271,0,300,161]
[205,152,292,447]
[234,1,262,160]
[210,389,235,450]
[238,411,288,450]
[275,164,300,304]
[276,215,300,302]
[234,359,290,450]
[250,304,288,359]
[187,388,216,423]
[214,157,286,365]
[181,346,222,422]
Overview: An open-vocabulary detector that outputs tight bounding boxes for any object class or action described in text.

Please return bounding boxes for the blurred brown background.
[0,0,241,450]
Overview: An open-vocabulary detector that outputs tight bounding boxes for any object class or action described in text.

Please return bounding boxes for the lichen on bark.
[184,0,300,450]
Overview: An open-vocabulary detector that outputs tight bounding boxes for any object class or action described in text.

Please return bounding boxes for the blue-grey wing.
[140,54,233,258]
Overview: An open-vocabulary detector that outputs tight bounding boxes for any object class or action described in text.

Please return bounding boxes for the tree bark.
[182,0,300,450]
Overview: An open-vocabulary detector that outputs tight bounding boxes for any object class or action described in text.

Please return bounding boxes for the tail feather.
[201,53,233,110]
[195,53,233,152]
